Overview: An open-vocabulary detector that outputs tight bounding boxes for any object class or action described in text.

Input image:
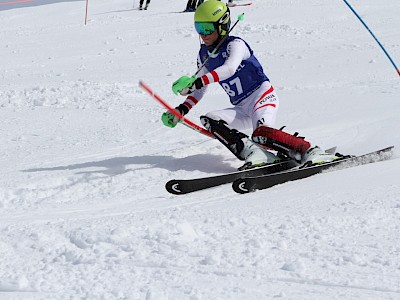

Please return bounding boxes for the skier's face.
[200,31,219,46]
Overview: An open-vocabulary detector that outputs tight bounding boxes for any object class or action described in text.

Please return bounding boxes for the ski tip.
[232,178,255,194]
[166,180,185,195]
[380,146,395,157]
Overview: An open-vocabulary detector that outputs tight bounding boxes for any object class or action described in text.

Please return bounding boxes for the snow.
[0,0,399,299]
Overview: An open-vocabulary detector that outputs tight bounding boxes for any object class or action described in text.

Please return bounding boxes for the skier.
[184,0,204,12]
[162,0,339,170]
[139,0,150,10]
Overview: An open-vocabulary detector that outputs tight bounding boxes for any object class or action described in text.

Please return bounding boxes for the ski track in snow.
[1,0,400,299]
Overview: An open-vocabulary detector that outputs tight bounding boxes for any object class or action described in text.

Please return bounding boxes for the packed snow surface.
[0,0,399,299]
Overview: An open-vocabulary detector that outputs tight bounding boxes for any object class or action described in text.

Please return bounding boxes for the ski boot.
[239,138,279,170]
[200,116,279,171]
[301,146,341,166]
[252,125,341,166]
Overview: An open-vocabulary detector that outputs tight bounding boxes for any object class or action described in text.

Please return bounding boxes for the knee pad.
[252,126,311,158]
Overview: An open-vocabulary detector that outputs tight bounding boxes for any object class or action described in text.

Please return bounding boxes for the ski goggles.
[194,22,216,35]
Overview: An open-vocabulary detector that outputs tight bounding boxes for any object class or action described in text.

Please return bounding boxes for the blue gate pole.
[342,0,399,77]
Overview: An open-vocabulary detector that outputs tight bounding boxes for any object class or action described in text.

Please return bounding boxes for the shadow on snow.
[22,153,236,176]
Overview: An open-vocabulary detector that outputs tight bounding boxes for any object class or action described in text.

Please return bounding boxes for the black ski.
[166,159,298,195]
[232,146,394,194]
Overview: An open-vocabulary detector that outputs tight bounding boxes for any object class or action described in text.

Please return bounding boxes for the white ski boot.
[301,146,340,165]
[239,138,279,170]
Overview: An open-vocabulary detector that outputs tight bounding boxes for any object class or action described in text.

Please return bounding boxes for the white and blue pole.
[342,0,399,78]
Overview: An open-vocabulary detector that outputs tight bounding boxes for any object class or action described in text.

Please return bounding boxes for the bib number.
[222,77,243,97]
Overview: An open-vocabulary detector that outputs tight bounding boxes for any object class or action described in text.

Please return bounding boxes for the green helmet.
[194,0,231,36]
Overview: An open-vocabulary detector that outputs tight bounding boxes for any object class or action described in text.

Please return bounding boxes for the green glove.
[172,75,197,95]
[161,111,180,128]
[161,104,189,128]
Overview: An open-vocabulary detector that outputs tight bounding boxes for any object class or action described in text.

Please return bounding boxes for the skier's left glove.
[161,104,190,128]
[179,77,204,96]
[172,75,204,96]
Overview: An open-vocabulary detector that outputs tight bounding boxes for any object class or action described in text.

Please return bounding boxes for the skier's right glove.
[161,104,189,128]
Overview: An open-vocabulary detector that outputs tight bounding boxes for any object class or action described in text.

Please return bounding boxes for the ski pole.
[342,0,399,78]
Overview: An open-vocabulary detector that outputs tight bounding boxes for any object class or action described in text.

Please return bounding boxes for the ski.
[166,159,298,195]
[232,146,394,194]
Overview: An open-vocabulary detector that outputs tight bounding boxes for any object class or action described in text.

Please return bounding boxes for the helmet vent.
[219,11,230,24]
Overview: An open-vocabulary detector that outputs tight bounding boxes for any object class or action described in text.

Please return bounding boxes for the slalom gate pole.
[139,81,215,139]
[85,0,89,25]
[342,0,400,77]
